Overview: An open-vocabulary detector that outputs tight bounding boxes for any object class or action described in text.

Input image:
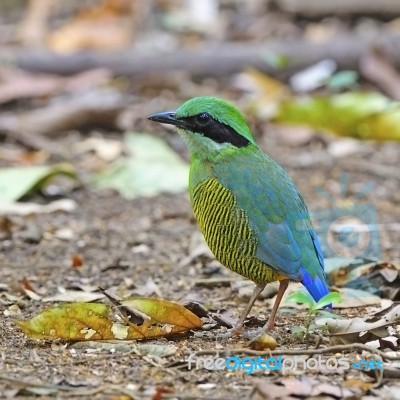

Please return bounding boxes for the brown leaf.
[47,0,134,53]
[0,67,111,105]
[317,303,400,345]
[252,381,291,399]
[21,276,36,293]
[250,333,278,351]
[0,89,127,136]
[16,0,54,46]
[281,377,314,397]
[121,298,203,329]
[151,387,175,400]
[71,254,84,268]
[360,47,400,100]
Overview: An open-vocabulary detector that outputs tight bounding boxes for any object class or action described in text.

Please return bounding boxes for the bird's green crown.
[176,96,256,146]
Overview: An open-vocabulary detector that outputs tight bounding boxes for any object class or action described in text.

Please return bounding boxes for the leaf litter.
[16,298,202,341]
[1,2,400,399]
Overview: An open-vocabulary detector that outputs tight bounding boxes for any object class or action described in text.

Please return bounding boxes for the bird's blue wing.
[217,153,329,301]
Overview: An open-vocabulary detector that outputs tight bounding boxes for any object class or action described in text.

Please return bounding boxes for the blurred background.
[1,0,399,258]
[1,1,400,398]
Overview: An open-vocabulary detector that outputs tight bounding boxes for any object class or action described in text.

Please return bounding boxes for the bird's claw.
[216,324,275,344]
[216,327,243,342]
[245,327,274,343]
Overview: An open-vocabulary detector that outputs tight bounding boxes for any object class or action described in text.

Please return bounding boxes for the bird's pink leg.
[263,279,289,331]
[220,282,266,338]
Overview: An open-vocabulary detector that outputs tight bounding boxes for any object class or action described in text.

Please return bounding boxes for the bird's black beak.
[147,111,189,129]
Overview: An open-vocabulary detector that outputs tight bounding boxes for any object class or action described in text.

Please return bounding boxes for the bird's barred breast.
[191,178,279,283]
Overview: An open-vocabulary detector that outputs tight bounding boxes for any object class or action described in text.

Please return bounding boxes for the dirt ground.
[1,127,399,399]
[1,1,400,398]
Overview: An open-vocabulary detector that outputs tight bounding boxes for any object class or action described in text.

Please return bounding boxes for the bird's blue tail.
[300,267,332,308]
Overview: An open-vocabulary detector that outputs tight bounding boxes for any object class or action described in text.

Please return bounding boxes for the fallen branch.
[7,33,400,78]
[276,0,400,17]
[0,89,129,136]
[189,343,400,361]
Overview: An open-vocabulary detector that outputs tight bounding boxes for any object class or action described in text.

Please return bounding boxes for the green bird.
[148,96,330,335]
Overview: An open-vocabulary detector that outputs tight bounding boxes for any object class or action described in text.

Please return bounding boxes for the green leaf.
[291,325,306,335]
[308,322,317,332]
[286,291,314,306]
[0,163,76,202]
[274,92,400,141]
[94,132,188,199]
[325,70,358,91]
[262,51,289,69]
[16,299,202,341]
[291,325,306,339]
[15,303,112,340]
[314,292,343,310]
[316,310,341,319]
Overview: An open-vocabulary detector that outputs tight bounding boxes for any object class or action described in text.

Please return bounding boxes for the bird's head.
[148,97,256,159]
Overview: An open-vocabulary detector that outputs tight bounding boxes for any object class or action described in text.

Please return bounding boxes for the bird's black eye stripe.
[178,113,250,148]
[196,112,211,126]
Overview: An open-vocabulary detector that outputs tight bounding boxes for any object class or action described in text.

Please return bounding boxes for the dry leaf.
[289,59,337,92]
[17,0,54,46]
[71,254,84,268]
[0,199,77,216]
[16,303,115,340]
[16,299,202,341]
[0,89,127,136]
[121,298,203,329]
[42,291,105,303]
[360,47,400,100]
[0,67,111,105]
[317,303,400,345]
[234,68,290,119]
[333,287,383,308]
[250,333,278,351]
[47,0,134,53]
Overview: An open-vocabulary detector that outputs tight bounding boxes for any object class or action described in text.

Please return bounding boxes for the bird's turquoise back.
[147,95,329,303]
[189,144,329,300]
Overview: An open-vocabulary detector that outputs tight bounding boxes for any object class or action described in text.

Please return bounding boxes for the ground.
[1,128,399,399]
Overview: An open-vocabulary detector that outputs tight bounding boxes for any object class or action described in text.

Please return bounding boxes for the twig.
[189,343,400,361]
[131,345,176,376]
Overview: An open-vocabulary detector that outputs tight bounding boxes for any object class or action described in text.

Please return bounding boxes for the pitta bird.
[148,96,330,336]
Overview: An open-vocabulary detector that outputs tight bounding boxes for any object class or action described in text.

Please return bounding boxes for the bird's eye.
[197,112,211,126]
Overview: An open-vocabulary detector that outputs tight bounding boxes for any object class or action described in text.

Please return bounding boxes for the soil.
[1,128,399,399]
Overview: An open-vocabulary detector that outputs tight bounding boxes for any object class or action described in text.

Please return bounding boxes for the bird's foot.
[241,327,278,351]
[216,326,243,341]
[243,320,275,344]
[216,323,275,343]
[242,327,270,342]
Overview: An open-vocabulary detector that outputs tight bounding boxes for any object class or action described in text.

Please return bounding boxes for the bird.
[148,96,330,337]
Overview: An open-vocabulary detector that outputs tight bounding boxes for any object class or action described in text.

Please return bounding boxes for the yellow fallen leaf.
[16,303,114,340]
[235,68,290,118]
[250,333,278,351]
[16,299,203,341]
[275,92,400,141]
[121,298,202,329]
